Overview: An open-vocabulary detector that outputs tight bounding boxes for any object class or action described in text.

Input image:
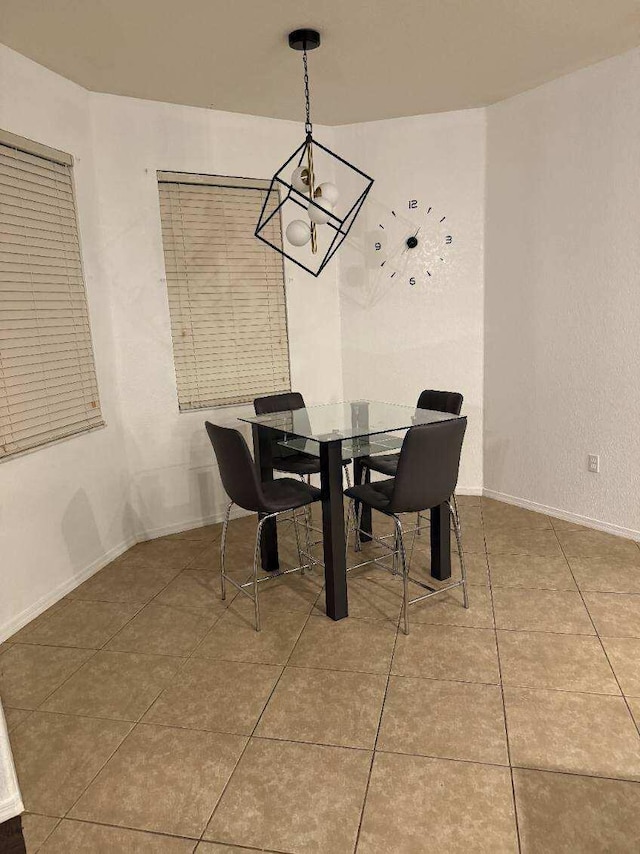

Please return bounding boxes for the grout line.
[196,530,321,847]
[483,501,523,854]
[352,609,401,852]
[552,528,640,739]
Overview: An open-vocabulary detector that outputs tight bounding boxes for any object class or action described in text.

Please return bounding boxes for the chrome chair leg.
[345,499,355,566]
[253,515,272,632]
[449,501,468,609]
[394,515,410,635]
[292,507,305,574]
[343,463,352,489]
[220,501,233,601]
[354,500,363,552]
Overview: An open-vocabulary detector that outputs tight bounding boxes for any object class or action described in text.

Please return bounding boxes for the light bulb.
[291,166,310,193]
[286,219,312,246]
[315,182,339,206]
[308,197,333,225]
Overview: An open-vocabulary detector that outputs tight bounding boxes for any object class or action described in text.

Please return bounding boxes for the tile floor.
[2,497,640,853]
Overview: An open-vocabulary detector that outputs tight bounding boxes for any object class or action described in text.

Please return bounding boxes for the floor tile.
[357,752,518,853]
[185,542,221,572]
[106,603,218,656]
[154,570,233,617]
[20,813,59,852]
[123,538,209,571]
[4,706,31,733]
[39,819,197,853]
[492,588,595,634]
[68,564,177,605]
[504,686,640,780]
[488,554,576,590]
[485,527,562,557]
[556,529,640,561]
[629,697,640,727]
[196,845,260,854]
[583,592,640,637]
[601,636,640,696]
[0,644,93,709]
[8,599,71,643]
[550,516,589,534]
[15,600,140,649]
[205,738,371,854]
[289,615,397,675]
[452,524,486,554]
[193,608,308,666]
[391,624,500,684]
[196,844,261,854]
[408,583,494,628]
[482,499,552,530]
[41,650,184,721]
[255,666,386,749]
[315,576,402,622]
[514,768,640,854]
[228,573,322,617]
[569,556,640,593]
[11,711,131,816]
[0,642,11,655]
[70,724,246,838]
[143,658,281,734]
[377,677,508,765]
[497,630,619,694]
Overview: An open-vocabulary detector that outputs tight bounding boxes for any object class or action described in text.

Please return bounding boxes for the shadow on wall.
[61,489,104,573]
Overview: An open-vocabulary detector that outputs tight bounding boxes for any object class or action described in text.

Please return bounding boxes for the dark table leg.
[0,816,27,854]
[252,424,279,571]
[430,502,452,580]
[320,440,348,620]
[353,458,372,543]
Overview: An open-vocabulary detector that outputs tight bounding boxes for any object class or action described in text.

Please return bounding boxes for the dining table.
[239,400,463,622]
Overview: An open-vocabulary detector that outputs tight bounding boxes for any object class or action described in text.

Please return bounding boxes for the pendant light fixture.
[255,29,374,277]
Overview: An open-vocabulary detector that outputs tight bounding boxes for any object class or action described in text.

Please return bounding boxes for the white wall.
[485,47,640,536]
[89,95,344,538]
[335,111,486,491]
[0,46,345,638]
[0,46,133,637]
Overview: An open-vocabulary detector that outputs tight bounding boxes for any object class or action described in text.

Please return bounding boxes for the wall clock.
[370,198,454,287]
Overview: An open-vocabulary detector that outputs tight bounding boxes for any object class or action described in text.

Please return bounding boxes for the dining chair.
[253,391,352,486]
[345,417,468,635]
[354,388,463,548]
[205,421,321,631]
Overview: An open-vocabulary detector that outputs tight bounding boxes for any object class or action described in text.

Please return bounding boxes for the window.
[157,173,291,409]
[0,129,103,460]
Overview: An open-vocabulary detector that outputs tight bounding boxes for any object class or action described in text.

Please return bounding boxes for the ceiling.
[2,0,640,125]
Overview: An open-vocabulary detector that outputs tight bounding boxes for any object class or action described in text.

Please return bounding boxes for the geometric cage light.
[255,29,374,277]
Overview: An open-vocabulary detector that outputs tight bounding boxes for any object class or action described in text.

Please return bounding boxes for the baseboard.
[0,534,138,643]
[134,505,251,542]
[455,486,484,497]
[482,488,640,543]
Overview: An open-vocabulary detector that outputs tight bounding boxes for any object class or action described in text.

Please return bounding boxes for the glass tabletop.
[239,400,461,443]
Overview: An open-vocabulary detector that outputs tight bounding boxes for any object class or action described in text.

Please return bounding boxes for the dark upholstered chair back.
[389,418,467,515]
[254,392,305,415]
[205,422,264,513]
[417,389,463,416]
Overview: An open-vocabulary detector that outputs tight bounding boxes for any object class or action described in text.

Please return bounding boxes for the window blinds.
[0,129,103,461]
[157,174,291,409]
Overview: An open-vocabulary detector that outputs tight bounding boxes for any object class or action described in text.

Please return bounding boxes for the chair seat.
[273,453,353,476]
[272,453,322,476]
[262,477,321,513]
[359,452,400,477]
[345,478,395,513]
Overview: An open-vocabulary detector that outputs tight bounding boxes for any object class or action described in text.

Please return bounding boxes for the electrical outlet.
[588,454,600,473]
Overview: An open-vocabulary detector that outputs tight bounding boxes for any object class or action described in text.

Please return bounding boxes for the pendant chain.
[303,47,312,137]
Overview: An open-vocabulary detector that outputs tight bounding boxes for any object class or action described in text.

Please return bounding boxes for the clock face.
[370,198,454,288]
